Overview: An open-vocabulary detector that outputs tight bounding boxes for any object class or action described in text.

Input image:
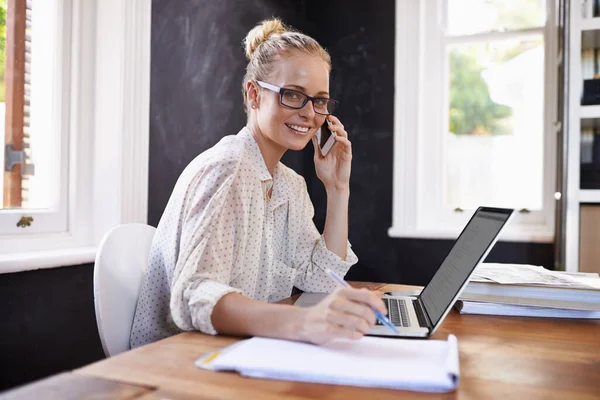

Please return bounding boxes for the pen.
[325,268,399,335]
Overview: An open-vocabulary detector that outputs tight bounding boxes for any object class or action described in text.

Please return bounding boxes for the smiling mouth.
[285,123,310,134]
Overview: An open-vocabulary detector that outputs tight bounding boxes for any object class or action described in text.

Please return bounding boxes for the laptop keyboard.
[381,298,410,327]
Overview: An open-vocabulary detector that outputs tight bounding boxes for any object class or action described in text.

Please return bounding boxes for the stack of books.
[456,263,600,319]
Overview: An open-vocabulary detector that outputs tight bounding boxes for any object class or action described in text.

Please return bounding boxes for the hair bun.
[244,18,287,60]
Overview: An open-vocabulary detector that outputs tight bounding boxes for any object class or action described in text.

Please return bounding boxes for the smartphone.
[316,119,336,156]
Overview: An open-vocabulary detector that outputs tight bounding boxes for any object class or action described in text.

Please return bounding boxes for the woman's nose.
[298,99,316,118]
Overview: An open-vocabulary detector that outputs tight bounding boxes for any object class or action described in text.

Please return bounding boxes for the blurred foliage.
[449,49,512,136]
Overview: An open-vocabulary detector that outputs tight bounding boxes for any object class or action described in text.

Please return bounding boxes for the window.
[390,0,556,242]
[1,0,68,235]
[0,0,151,272]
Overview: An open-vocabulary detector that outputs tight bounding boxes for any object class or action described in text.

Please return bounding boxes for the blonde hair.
[241,18,331,112]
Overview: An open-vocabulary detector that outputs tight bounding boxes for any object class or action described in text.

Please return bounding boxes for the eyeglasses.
[256,80,339,115]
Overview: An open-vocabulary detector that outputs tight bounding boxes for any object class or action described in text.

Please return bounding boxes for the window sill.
[388,226,554,243]
[0,246,96,274]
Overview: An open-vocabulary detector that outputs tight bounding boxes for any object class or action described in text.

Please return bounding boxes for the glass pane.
[1,0,59,210]
[446,39,544,210]
[447,0,546,36]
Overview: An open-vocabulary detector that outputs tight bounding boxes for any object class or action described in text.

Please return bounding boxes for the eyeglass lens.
[281,89,336,114]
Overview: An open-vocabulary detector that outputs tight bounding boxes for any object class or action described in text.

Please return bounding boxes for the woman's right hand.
[297,287,388,345]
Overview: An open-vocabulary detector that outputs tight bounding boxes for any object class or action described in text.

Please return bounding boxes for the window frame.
[0,0,151,273]
[389,0,557,243]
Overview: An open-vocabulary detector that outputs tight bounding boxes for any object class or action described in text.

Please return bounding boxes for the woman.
[130,18,386,348]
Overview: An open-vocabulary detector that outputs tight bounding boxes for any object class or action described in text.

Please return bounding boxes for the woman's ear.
[246,81,260,109]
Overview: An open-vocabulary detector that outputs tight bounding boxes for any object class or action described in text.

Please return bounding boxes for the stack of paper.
[456,263,600,318]
[196,335,459,393]
[468,263,600,289]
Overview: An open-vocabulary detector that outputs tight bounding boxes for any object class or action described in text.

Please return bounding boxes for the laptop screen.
[419,207,512,327]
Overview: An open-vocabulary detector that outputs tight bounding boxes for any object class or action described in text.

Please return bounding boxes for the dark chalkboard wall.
[149,0,553,285]
[0,264,104,391]
[149,0,310,223]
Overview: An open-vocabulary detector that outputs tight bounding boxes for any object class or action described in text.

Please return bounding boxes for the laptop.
[371,206,513,338]
[294,206,514,338]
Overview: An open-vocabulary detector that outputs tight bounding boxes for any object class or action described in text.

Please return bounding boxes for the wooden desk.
[69,282,600,399]
[0,372,151,400]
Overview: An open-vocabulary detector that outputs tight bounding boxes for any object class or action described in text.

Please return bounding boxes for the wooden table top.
[0,372,151,400]
[71,282,600,400]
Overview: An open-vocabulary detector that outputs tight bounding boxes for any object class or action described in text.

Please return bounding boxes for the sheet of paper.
[197,335,459,392]
[561,273,600,289]
[471,263,598,288]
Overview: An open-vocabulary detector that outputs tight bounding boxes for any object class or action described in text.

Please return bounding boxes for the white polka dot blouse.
[130,127,358,348]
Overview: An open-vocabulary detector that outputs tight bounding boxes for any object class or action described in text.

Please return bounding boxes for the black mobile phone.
[316,119,336,156]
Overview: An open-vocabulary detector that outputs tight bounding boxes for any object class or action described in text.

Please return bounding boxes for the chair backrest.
[93,223,156,357]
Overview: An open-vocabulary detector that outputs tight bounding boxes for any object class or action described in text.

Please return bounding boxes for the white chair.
[93,223,156,357]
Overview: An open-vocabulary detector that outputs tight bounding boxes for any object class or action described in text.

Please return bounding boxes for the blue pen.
[325,268,399,335]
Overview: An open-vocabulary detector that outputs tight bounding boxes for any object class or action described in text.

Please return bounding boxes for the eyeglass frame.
[255,80,339,115]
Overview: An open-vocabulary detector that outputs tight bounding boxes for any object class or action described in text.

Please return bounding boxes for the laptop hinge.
[414,298,433,329]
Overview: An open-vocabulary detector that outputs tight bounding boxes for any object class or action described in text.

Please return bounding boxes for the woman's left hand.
[312,116,352,191]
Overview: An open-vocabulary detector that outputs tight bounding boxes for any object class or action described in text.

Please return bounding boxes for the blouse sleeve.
[292,178,358,293]
[169,160,246,335]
